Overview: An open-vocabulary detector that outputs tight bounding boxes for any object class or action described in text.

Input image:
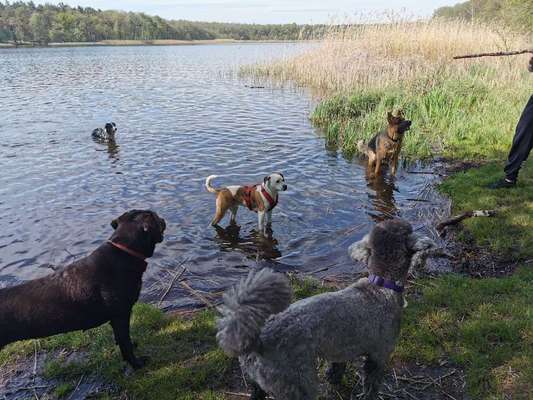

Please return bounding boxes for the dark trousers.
[504,95,533,181]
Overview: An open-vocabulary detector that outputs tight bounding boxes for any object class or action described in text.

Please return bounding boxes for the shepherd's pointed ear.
[264,176,271,184]
[387,111,394,124]
[111,219,118,229]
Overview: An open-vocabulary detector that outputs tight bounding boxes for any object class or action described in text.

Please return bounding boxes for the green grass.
[395,266,533,399]
[439,162,533,259]
[311,73,531,160]
[0,304,233,400]
[1,271,531,399]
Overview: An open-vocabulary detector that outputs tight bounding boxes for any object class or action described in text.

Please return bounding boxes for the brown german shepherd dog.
[358,111,412,176]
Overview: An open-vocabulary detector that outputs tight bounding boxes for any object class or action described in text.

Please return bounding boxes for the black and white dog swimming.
[92,122,117,141]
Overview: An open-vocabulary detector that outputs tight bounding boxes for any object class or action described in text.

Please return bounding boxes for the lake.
[0,44,446,309]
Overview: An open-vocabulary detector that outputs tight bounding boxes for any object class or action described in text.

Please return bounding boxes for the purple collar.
[368,274,404,293]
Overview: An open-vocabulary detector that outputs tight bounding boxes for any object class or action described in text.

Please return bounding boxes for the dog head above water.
[263,172,287,192]
[348,218,440,285]
[387,111,411,141]
[367,219,413,283]
[105,122,117,136]
[110,210,166,257]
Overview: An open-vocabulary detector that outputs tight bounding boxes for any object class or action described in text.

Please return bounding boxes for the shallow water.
[0,44,448,309]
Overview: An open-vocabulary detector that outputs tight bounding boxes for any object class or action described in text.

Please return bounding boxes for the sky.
[33,0,459,24]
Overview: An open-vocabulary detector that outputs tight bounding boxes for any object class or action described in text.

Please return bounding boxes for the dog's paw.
[130,356,149,370]
[326,363,346,386]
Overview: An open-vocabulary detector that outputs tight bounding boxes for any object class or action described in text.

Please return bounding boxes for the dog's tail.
[357,140,369,155]
[216,268,292,357]
[205,175,220,194]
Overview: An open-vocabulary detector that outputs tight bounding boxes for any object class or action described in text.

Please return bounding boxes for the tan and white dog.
[205,173,287,233]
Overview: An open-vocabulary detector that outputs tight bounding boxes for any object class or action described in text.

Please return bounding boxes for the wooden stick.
[453,49,533,59]
[179,280,217,309]
[455,49,533,59]
[222,391,273,399]
[157,259,189,307]
[436,210,496,231]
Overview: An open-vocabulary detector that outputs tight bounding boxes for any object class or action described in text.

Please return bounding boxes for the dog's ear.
[111,210,136,230]
[348,234,371,264]
[387,111,394,124]
[407,233,436,253]
[264,175,271,184]
[396,110,404,119]
[277,172,284,180]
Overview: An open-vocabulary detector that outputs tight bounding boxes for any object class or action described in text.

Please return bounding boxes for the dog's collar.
[386,132,401,143]
[107,241,148,270]
[260,185,278,211]
[368,274,404,293]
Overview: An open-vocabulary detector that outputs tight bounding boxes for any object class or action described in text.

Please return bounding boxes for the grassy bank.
[243,19,532,159]
[1,269,531,399]
[311,79,531,159]
[440,162,533,259]
[397,266,533,399]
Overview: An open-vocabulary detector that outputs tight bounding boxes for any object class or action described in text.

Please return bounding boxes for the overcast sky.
[33,0,458,24]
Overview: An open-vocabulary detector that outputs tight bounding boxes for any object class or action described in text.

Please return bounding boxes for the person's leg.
[490,96,533,188]
[504,96,533,180]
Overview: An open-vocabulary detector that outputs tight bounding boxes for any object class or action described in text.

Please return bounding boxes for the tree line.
[0,1,326,45]
[433,0,533,31]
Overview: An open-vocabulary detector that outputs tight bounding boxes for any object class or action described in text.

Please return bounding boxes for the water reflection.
[365,169,400,222]
[213,224,282,261]
[92,137,120,161]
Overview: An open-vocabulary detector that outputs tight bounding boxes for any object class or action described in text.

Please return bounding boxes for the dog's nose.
[282,184,287,191]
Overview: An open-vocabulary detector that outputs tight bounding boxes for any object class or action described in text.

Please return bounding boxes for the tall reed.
[243,18,532,159]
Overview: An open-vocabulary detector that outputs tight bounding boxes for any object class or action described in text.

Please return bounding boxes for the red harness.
[242,185,278,212]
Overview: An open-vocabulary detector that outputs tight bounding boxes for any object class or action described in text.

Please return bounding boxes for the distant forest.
[433,0,533,31]
[0,1,326,44]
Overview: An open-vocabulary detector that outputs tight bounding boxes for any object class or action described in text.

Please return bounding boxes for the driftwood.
[157,258,189,307]
[179,280,217,309]
[453,49,533,60]
[436,210,496,233]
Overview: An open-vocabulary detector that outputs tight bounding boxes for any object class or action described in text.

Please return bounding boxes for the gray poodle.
[216,219,440,399]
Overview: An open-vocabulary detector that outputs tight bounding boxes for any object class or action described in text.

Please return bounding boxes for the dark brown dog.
[0,210,166,369]
[358,111,412,176]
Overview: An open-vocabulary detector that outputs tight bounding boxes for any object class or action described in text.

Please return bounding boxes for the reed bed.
[243,18,532,159]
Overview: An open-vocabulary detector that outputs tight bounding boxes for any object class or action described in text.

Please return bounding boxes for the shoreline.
[0,39,306,49]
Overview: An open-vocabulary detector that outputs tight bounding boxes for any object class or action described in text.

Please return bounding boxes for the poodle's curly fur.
[217,219,438,399]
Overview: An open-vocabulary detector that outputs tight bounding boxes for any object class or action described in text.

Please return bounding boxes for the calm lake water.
[0,44,446,309]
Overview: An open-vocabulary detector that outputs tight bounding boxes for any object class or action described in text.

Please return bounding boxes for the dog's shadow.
[213,224,282,261]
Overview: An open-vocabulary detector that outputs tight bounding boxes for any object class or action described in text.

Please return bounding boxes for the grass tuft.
[439,162,533,259]
[395,266,533,399]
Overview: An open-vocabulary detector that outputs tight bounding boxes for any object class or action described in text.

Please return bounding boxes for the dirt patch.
[323,360,467,400]
[220,358,467,400]
[0,350,113,400]
[435,158,487,175]
[438,226,518,278]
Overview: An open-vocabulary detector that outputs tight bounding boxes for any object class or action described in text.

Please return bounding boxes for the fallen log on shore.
[436,210,496,235]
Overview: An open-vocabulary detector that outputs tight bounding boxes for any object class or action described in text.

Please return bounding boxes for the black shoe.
[488,178,516,189]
